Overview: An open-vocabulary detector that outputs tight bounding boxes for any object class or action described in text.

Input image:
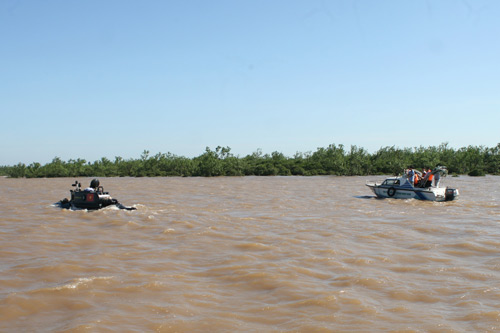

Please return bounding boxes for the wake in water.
[354,195,377,199]
[52,201,137,211]
[48,276,115,291]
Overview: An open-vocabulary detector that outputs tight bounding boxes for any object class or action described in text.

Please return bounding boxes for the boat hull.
[58,197,136,210]
[367,185,459,202]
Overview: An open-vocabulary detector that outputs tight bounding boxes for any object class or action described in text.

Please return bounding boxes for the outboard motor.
[445,188,459,201]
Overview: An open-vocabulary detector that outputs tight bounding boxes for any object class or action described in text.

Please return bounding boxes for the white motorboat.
[365,166,459,202]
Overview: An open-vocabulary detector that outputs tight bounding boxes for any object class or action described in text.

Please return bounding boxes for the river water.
[1,175,499,332]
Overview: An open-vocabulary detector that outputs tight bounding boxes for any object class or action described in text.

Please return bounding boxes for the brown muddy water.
[0,176,499,332]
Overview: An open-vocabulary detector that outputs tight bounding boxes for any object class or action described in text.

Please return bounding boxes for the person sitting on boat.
[425,168,434,187]
[417,167,428,187]
[84,179,100,193]
[419,169,434,188]
[414,172,420,187]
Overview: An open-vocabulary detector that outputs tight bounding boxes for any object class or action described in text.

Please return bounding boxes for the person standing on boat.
[407,166,415,186]
[434,170,441,187]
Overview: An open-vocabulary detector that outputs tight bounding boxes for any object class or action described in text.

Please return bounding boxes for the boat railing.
[365,180,379,187]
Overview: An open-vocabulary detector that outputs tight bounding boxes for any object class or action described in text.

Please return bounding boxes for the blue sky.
[1,0,499,165]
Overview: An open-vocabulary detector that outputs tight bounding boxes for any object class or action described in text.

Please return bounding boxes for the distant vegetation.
[1,143,499,178]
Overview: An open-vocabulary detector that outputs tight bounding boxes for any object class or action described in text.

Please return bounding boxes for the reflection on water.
[1,176,499,331]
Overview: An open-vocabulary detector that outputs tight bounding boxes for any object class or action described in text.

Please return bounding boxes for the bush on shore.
[1,143,499,178]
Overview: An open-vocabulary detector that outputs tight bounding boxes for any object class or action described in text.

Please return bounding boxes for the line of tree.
[1,143,499,178]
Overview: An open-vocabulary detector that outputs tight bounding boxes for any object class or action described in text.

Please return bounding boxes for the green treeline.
[1,143,499,178]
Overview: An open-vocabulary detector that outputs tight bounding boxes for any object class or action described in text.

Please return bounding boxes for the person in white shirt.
[84,179,100,192]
